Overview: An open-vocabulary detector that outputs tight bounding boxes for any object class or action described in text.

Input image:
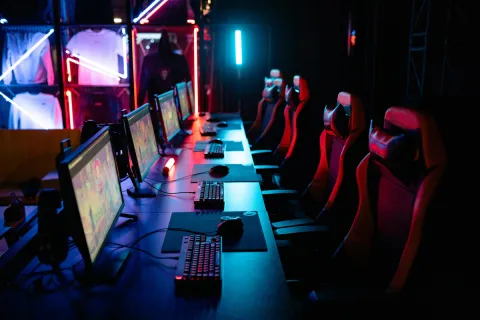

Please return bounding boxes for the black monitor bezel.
[186,81,194,114]
[58,126,125,268]
[123,103,160,182]
[175,82,191,121]
[154,90,181,144]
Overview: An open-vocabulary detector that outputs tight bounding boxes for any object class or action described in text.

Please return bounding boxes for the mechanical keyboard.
[200,124,217,136]
[175,235,222,291]
[194,181,225,209]
[204,143,225,158]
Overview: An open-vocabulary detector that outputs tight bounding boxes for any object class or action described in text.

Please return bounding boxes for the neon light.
[0,91,49,129]
[113,17,122,23]
[0,29,54,82]
[194,27,199,114]
[163,158,175,175]
[0,19,8,24]
[66,90,74,129]
[235,30,242,65]
[133,0,169,24]
[66,58,121,82]
[132,29,138,109]
[187,19,195,24]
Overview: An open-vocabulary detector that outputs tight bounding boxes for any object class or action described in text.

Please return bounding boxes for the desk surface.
[0,113,296,319]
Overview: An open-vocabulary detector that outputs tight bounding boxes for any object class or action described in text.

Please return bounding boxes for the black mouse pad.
[215,123,242,131]
[191,164,260,182]
[161,211,267,253]
[193,141,244,152]
[207,113,240,121]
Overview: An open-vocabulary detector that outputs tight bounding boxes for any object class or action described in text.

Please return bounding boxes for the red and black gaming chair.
[256,76,321,192]
[247,69,282,143]
[306,107,447,305]
[267,92,368,237]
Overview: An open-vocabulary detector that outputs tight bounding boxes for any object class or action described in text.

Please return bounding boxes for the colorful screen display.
[187,81,194,112]
[158,93,180,142]
[68,132,123,262]
[127,105,159,179]
[177,86,190,120]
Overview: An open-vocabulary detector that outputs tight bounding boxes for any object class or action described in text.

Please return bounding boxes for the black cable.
[143,180,195,194]
[107,242,179,260]
[146,170,210,185]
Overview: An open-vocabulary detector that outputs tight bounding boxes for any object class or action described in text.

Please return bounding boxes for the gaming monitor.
[155,90,181,144]
[175,82,191,121]
[186,81,194,113]
[58,127,124,268]
[124,104,160,182]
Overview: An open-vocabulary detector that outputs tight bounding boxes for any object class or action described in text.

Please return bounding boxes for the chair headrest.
[336,91,366,132]
[382,106,446,170]
[263,85,280,102]
[324,104,349,139]
[293,75,300,92]
[270,69,281,78]
[298,76,310,101]
[273,78,282,88]
[369,126,416,164]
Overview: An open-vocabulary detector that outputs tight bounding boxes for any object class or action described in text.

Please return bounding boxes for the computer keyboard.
[175,235,222,291]
[200,124,217,136]
[204,143,225,158]
[194,181,225,209]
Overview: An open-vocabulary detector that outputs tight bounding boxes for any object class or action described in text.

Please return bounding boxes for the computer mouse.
[217,216,244,238]
[199,112,206,116]
[217,122,228,128]
[209,165,229,177]
[209,138,223,144]
[207,117,219,122]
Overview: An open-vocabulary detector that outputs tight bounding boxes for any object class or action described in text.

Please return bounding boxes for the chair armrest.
[274,225,330,239]
[272,218,315,229]
[251,149,273,155]
[262,189,298,199]
[255,165,280,173]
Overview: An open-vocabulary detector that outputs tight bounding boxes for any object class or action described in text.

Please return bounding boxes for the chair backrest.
[340,106,447,292]
[253,80,287,150]
[302,92,367,221]
[275,76,321,190]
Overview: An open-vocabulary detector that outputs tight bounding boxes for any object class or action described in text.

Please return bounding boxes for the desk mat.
[193,141,244,152]
[207,113,240,121]
[162,211,267,253]
[213,123,242,131]
[191,164,260,183]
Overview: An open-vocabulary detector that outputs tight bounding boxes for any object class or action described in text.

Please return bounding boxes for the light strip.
[187,19,195,24]
[133,0,169,23]
[66,58,121,82]
[132,29,138,109]
[0,91,49,129]
[194,27,199,114]
[235,30,242,65]
[0,29,54,82]
[66,90,74,129]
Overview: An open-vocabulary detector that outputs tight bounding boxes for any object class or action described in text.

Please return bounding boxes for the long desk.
[0,113,297,319]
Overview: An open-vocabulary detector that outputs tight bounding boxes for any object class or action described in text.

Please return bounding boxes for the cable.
[144,180,195,194]
[107,242,179,260]
[146,170,210,185]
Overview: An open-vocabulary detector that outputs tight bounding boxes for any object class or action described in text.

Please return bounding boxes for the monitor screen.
[187,81,194,112]
[176,82,190,120]
[67,129,123,263]
[126,104,159,181]
[156,90,181,143]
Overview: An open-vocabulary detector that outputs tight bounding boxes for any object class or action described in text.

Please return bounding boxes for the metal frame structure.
[405,0,431,101]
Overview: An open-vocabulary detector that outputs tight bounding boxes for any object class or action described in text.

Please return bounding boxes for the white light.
[133,0,163,23]
[146,45,150,50]
[113,17,122,24]
[235,30,242,65]
[0,18,8,24]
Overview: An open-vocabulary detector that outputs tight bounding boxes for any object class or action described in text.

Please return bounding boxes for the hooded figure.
[138,29,191,106]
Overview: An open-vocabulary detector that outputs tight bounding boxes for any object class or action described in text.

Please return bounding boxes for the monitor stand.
[126,171,160,198]
[74,247,132,285]
[161,144,182,156]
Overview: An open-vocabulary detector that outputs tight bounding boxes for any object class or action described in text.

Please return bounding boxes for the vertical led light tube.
[235,30,242,65]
